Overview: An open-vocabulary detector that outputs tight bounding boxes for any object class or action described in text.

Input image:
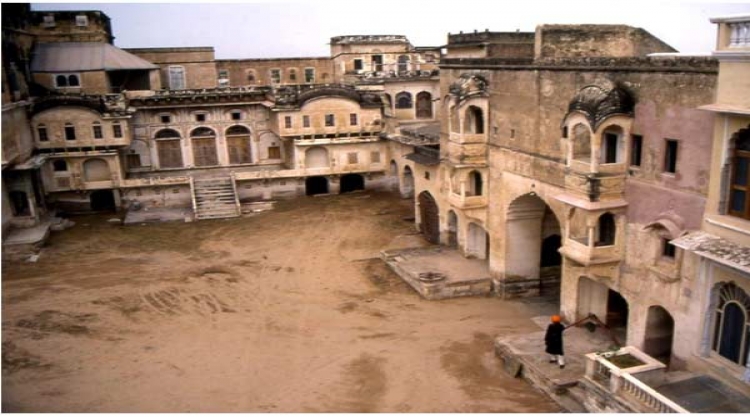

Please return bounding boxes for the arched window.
[464,105,484,134]
[729,127,750,220]
[596,212,616,246]
[398,55,410,73]
[395,92,412,109]
[288,68,297,82]
[55,75,68,87]
[712,283,750,366]
[53,159,68,172]
[468,170,483,196]
[416,91,432,118]
[246,70,256,84]
[67,74,80,87]
[226,125,252,164]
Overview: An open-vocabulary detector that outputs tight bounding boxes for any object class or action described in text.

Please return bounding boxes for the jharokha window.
[729,128,750,220]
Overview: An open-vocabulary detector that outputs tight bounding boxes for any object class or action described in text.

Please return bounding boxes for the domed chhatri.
[567,80,635,130]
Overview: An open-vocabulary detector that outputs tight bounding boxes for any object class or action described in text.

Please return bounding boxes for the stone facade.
[3,4,750,397]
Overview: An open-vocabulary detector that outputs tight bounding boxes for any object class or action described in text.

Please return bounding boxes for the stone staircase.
[190,176,241,220]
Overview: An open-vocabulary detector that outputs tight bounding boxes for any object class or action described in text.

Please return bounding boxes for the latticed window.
[712,283,750,367]
[112,123,122,138]
[729,128,750,220]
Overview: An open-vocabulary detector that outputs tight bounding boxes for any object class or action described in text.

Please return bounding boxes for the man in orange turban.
[545,315,566,368]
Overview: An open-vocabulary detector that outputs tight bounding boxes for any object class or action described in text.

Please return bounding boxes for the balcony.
[584,347,688,413]
[560,235,620,266]
[449,191,487,210]
[564,170,626,202]
[449,131,486,144]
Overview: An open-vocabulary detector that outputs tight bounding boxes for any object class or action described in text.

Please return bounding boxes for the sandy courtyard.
[2,191,560,412]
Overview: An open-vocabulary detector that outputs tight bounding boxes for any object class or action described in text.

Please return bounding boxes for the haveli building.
[2,3,749,409]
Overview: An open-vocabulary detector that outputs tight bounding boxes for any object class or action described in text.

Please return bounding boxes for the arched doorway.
[190,127,218,167]
[226,125,252,164]
[90,190,116,212]
[402,165,414,198]
[305,176,328,196]
[340,173,364,193]
[416,91,432,118]
[83,158,111,182]
[447,210,458,248]
[418,191,439,244]
[467,222,489,260]
[645,305,675,366]
[505,194,561,294]
[607,289,629,342]
[155,129,183,169]
[305,146,329,168]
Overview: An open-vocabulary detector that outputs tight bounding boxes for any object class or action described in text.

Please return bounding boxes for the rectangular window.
[325,114,334,127]
[168,66,185,90]
[631,134,643,167]
[303,115,310,128]
[38,127,48,142]
[217,70,229,87]
[353,59,363,71]
[75,15,88,26]
[196,113,206,122]
[370,151,381,163]
[289,70,297,82]
[160,115,171,124]
[304,68,315,84]
[271,69,281,84]
[664,139,678,173]
[268,146,281,159]
[662,238,676,258]
[347,152,358,164]
[284,116,292,129]
[93,125,103,139]
[64,125,76,141]
[372,55,383,72]
[231,111,241,121]
[113,124,123,138]
[349,113,358,126]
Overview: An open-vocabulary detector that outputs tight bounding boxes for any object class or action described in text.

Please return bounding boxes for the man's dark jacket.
[544,322,565,355]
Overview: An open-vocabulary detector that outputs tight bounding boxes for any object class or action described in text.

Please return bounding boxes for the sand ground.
[1,191,560,413]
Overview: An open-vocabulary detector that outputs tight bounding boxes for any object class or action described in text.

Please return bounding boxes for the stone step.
[196,191,233,195]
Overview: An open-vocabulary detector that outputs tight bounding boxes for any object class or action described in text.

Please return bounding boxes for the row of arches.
[416,189,564,294]
[384,91,433,118]
[154,125,264,169]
